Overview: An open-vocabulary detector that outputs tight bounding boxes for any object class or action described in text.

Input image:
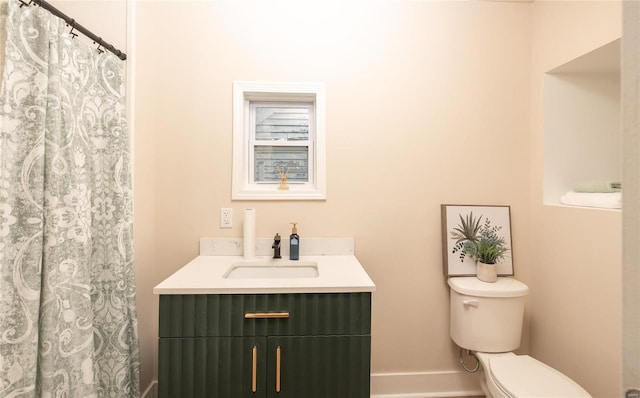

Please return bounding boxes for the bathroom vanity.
[154,238,375,398]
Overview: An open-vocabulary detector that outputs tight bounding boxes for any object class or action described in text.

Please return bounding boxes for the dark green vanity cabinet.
[158,292,372,398]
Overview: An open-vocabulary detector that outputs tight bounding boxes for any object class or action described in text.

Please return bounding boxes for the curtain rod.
[19,0,127,61]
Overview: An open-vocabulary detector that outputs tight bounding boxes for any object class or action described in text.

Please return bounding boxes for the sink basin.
[223,260,319,279]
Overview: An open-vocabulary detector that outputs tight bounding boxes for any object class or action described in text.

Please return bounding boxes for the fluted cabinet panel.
[159,293,371,337]
[268,336,371,398]
[159,337,266,398]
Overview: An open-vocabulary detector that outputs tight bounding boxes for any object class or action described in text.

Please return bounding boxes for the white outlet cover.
[220,208,232,228]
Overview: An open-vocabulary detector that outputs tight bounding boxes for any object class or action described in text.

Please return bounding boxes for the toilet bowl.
[448,277,591,398]
[475,352,591,398]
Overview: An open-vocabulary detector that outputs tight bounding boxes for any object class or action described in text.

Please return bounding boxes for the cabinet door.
[159,336,267,398]
[267,335,371,398]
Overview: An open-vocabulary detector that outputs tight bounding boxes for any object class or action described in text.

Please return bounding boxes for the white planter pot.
[476,261,498,283]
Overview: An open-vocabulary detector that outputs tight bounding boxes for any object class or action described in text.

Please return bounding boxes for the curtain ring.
[67,19,78,38]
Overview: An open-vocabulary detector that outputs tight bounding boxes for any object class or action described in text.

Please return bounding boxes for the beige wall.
[529,1,622,397]
[39,1,624,396]
[133,0,532,389]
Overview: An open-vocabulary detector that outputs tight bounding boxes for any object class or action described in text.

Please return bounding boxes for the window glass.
[255,106,310,141]
[254,146,309,183]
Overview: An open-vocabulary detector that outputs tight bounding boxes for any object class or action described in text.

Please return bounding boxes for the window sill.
[232,185,326,201]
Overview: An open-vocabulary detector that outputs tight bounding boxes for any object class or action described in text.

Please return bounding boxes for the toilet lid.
[489,355,591,398]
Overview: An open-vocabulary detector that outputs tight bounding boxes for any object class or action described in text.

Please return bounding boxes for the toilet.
[448,277,592,398]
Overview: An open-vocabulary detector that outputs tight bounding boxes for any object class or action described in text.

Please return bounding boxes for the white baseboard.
[145,371,482,398]
[370,370,484,398]
[141,381,157,398]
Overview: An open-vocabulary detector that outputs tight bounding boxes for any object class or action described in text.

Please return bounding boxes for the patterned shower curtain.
[0,1,140,397]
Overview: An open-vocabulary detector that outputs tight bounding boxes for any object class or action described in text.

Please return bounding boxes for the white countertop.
[153,255,376,295]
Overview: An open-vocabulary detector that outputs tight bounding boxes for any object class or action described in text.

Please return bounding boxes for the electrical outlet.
[220,208,232,228]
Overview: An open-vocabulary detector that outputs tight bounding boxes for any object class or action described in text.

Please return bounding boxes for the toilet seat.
[488,354,591,398]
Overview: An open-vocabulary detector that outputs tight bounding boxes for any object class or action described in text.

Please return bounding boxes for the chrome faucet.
[272,233,281,259]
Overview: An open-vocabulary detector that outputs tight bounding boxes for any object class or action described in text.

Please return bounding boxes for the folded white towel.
[560,191,622,209]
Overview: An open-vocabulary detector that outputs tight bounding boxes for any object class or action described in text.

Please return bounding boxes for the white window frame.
[232,81,326,200]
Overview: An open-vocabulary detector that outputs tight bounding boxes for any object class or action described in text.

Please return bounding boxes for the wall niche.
[543,38,621,209]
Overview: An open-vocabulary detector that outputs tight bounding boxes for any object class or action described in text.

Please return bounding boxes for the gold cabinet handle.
[251,346,257,393]
[244,312,290,319]
[276,346,282,393]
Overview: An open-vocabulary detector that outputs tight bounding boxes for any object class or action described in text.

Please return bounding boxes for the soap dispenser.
[289,222,299,260]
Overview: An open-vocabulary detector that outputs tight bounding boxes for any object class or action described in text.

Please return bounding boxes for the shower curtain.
[0,1,140,397]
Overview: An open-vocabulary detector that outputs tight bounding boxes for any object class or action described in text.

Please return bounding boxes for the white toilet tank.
[449,277,529,353]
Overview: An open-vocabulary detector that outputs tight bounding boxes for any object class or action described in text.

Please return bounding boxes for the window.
[232,82,326,200]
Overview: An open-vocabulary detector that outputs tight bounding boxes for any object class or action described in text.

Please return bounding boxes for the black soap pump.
[289,222,299,260]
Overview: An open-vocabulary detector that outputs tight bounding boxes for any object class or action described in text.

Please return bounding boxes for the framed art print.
[441,204,514,277]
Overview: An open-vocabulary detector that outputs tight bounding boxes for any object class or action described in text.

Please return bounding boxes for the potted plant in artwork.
[450,212,510,283]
